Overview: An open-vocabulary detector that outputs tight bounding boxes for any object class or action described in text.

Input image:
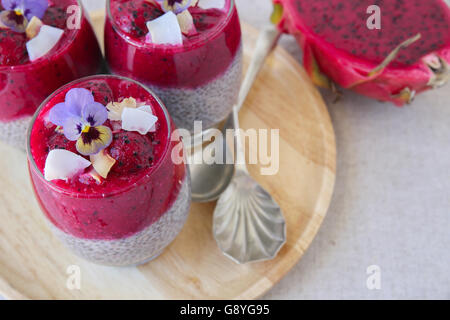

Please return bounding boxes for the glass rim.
[0,0,85,72]
[106,0,236,51]
[26,74,174,199]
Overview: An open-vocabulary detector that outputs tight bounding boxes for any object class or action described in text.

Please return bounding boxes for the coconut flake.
[26,16,43,39]
[197,0,225,10]
[146,11,183,45]
[79,168,102,185]
[90,150,116,179]
[122,107,158,135]
[26,25,64,61]
[138,105,152,113]
[138,105,157,132]
[106,97,137,121]
[88,169,103,184]
[44,149,91,182]
[177,10,198,36]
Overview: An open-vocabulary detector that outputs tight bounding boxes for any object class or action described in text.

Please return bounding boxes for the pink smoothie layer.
[280,0,450,67]
[29,76,186,240]
[0,0,103,121]
[105,0,241,88]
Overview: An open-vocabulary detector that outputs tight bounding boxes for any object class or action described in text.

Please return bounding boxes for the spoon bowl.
[190,140,235,203]
[213,170,286,264]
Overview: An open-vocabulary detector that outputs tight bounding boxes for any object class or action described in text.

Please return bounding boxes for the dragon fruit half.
[272,0,450,106]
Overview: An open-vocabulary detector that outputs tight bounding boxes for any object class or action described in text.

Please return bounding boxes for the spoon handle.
[233,26,281,172]
[236,25,281,112]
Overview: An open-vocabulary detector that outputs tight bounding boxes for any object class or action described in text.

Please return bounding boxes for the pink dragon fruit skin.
[273,0,450,106]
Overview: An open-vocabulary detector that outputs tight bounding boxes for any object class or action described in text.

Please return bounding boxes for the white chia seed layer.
[51,175,191,266]
[148,47,243,133]
[0,116,31,150]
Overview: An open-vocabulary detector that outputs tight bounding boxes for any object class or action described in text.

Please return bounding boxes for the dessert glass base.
[50,174,191,267]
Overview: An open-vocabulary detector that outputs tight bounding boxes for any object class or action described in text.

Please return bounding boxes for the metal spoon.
[189,131,235,203]
[190,25,281,203]
[213,26,286,264]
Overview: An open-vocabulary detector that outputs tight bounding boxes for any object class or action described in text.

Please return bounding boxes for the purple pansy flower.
[156,0,192,14]
[49,88,113,156]
[0,0,48,33]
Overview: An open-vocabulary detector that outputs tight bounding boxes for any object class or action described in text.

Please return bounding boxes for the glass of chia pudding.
[104,0,242,132]
[0,0,103,148]
[27,75,191,266]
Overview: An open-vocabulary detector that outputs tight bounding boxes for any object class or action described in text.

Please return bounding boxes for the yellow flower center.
[14,9,23,16]
[82,125,91,133]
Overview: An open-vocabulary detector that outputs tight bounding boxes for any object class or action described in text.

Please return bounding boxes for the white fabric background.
[2,0,448,300]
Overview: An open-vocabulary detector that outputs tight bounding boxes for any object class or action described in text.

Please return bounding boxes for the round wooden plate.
[0,12,336,300]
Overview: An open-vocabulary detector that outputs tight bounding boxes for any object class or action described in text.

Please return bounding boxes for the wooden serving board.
[0,12,336,300]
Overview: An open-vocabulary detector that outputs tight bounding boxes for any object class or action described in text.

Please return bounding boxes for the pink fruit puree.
[0,0,103,121]
[29,75,186,240]
[104,0,241,88]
